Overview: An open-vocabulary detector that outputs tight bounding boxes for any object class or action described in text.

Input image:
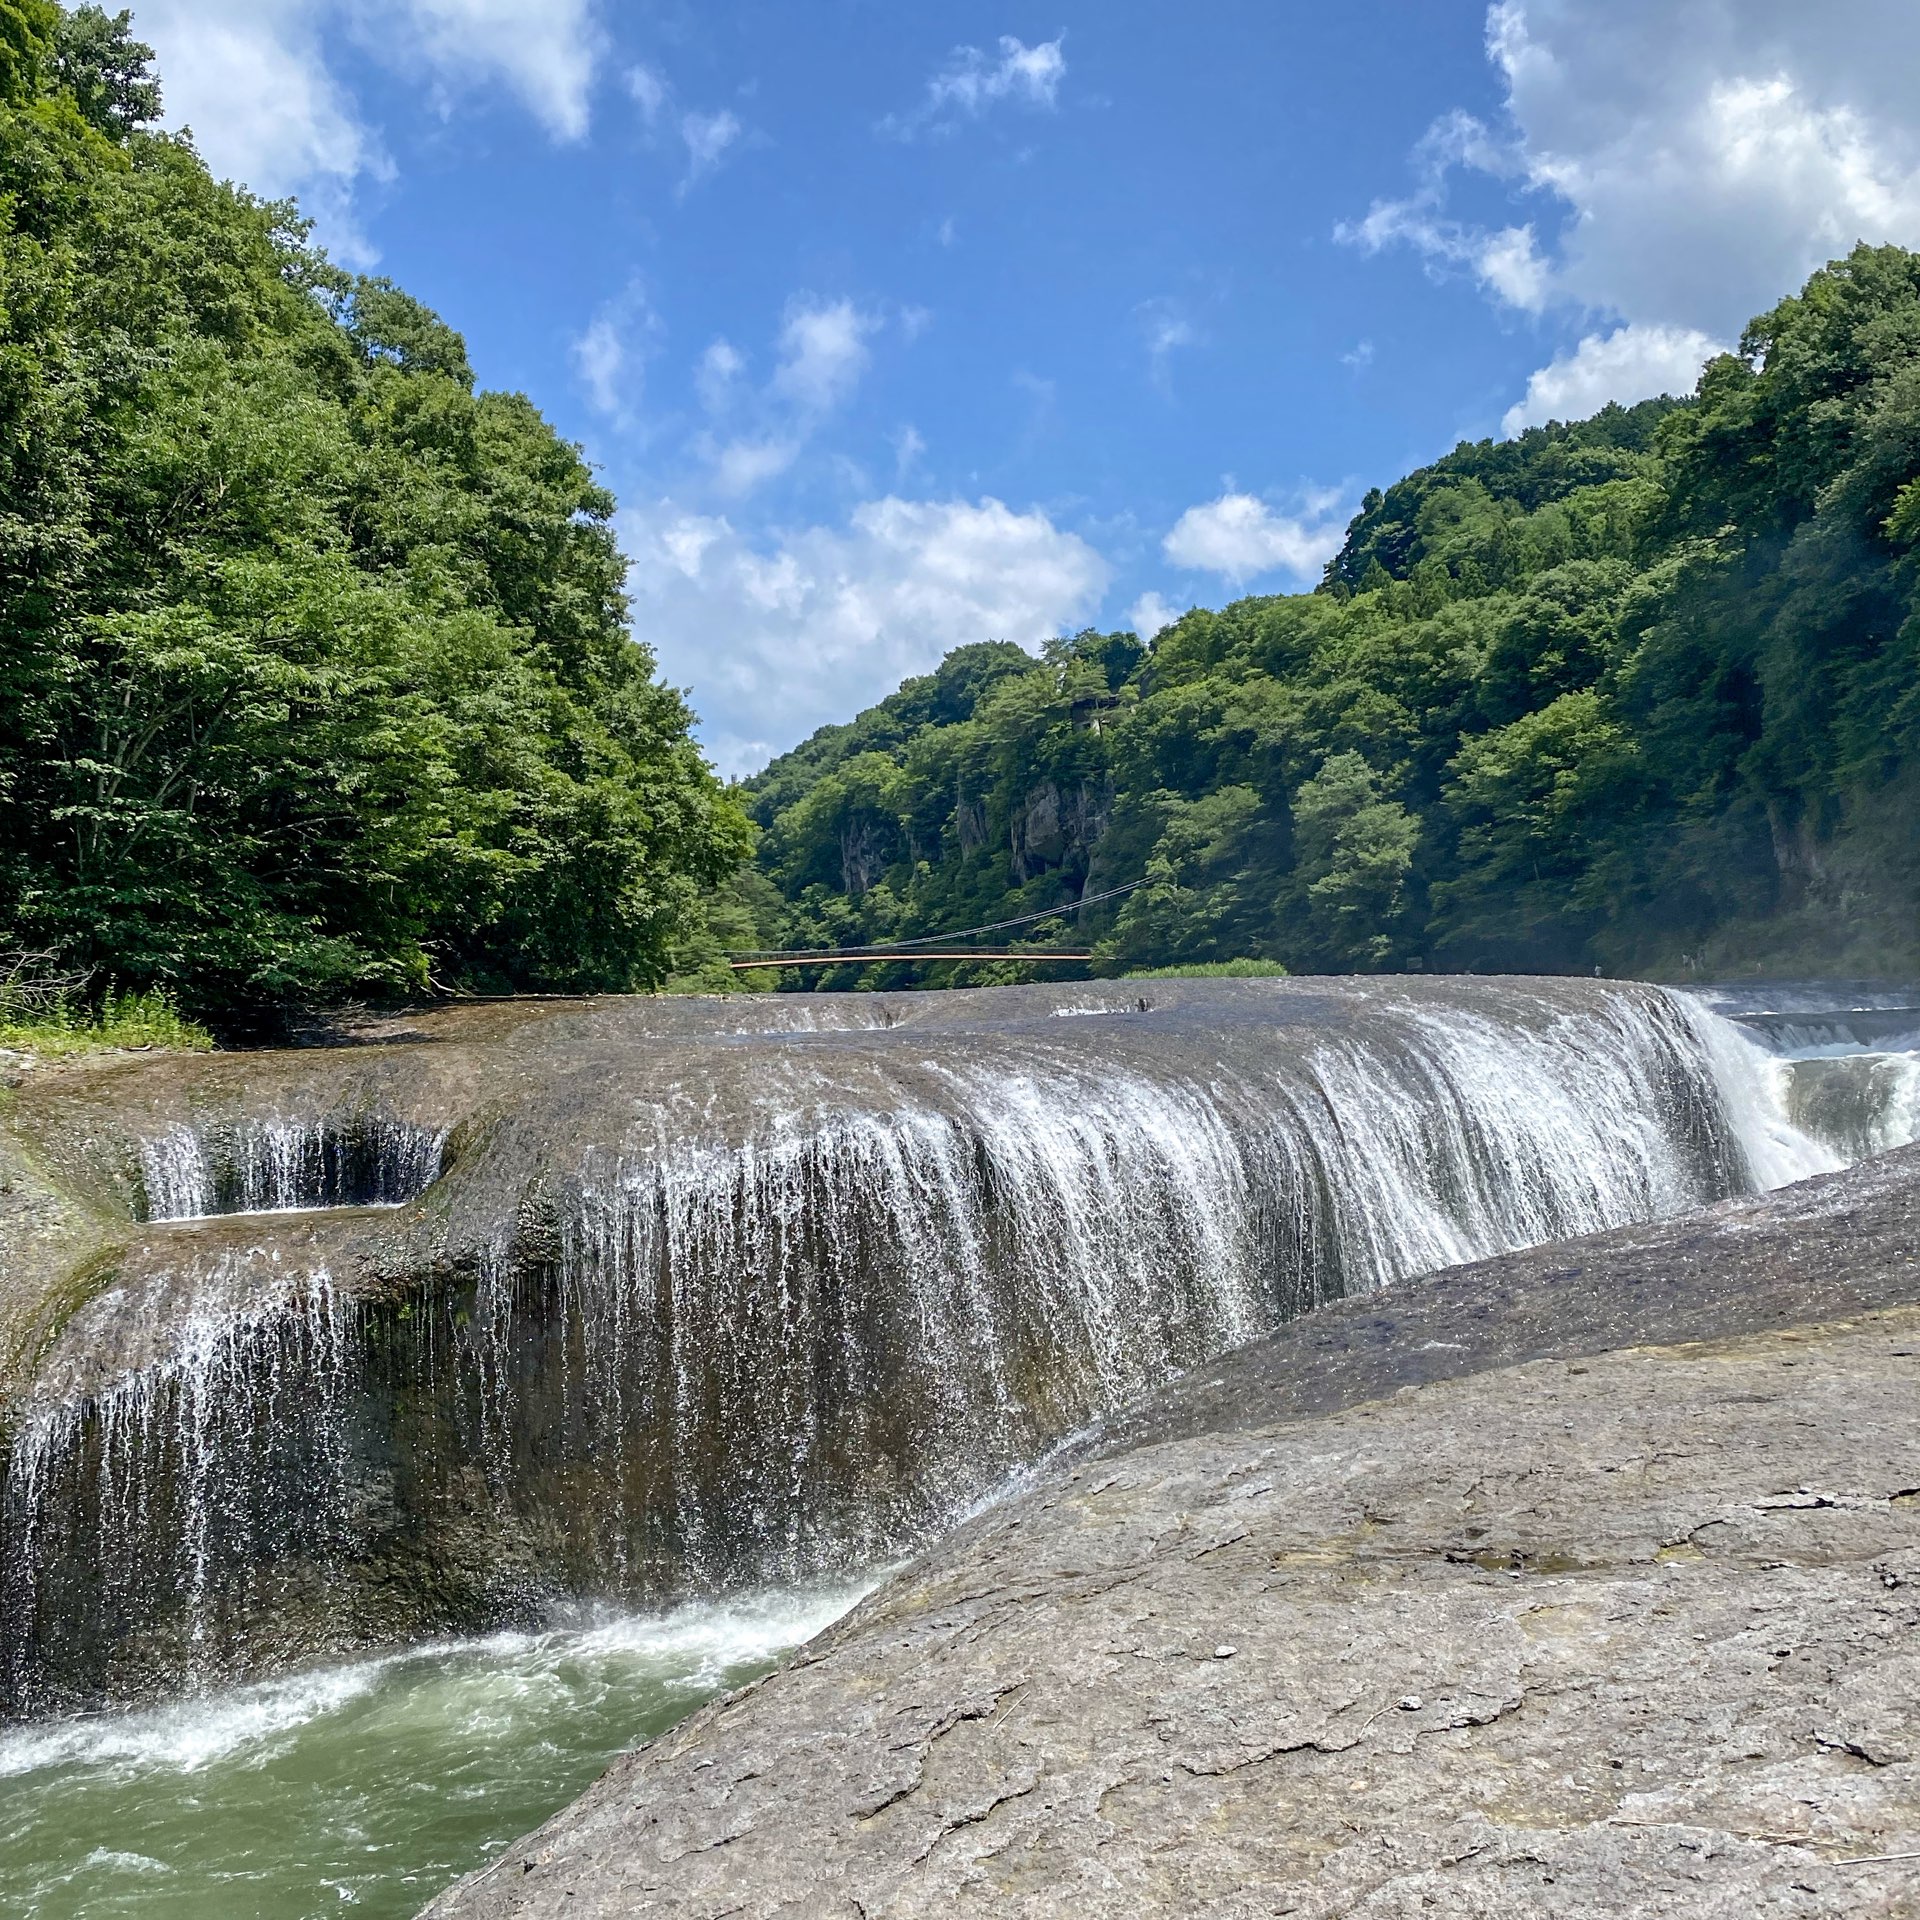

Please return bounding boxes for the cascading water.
[137,1117,446,1220]
[3,977,1825,1714]
[497,989,1754,1594]
[1676,982,1920,1171]
[4,1258,357,1707]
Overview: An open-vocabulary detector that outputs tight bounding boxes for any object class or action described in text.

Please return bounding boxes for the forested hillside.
[0,6,749,1024]
[746,246,1920,986]
[8,6,1915,1013]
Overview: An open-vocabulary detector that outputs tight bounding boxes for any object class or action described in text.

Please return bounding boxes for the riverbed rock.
[6,977,1779,1713]
[424,1144,1920,1919]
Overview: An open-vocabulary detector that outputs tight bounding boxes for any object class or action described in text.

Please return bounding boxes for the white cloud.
[573,317,625,417]
[1128,591,1184,639]
[1475,223,1553,311]
[929,34,1065,113]
[371,0,601,142]
[623,64,747,193]
[571,282,658,424]
[1500,322,1724,435]
[1344,1,1920,425]
[622,496,1109,772]
[679,107,742,187]
[135,0,603,261]
[1138,299,1201,388]
[708,437,800,497]
[626,62,667,124]
[695,338,745,413]
[883,35,1066,138]
[662,297,895,499]
[893,424,928,480]
[1162,491,1347,588]
[773,298,881,412]
[1485,2,1920,331]
[135,0,385,260]
[1341,200,1552,314]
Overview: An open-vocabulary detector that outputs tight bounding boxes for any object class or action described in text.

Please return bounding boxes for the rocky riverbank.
[426,1144,1920,1919]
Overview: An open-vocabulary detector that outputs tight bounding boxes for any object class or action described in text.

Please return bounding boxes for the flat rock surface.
[426,1148,1920,1918]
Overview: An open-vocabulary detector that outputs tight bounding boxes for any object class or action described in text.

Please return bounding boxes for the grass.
[0,988,214,1059]
[1122,958,1290,980]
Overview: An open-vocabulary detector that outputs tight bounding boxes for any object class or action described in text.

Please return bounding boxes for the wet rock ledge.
[426,1146,1920,1919]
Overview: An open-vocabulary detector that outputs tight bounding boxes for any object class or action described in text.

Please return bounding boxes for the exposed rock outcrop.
[5,978,1777,1713]
[425,1145,1920,1919]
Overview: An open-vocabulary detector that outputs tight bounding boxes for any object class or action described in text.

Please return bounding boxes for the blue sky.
[133,2,1920,771]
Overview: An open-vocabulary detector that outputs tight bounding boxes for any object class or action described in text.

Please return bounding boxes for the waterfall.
[480,992,1738,1591]
[1783,1051,1920,1160]
[4,1259,354,1708]
[0,977,1891,1712]
[136,1117,446,1220]
[1667,998,1847,1189]
[1673,984,1919,1171]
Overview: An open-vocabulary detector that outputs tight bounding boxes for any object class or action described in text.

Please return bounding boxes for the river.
[0,1582,869,1918]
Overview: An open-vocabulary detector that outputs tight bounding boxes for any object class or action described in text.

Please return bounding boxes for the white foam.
[1666,995,1843,1189]
[0,1579,875,1783]
[0,1658,386,1777]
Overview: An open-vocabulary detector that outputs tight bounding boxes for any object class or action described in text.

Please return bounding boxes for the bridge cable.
[724,874,1149,961]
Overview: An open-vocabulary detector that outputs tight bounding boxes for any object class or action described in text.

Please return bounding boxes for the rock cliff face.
[423,1144,1920,1920]
[0,977,1847,1713]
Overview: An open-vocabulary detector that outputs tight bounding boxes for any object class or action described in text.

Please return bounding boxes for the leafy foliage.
[0,17,750,1023]
[0,989,210,1058]
[0,954,210,1055]
[749,251,1920,983]
[1121,958,1289,980]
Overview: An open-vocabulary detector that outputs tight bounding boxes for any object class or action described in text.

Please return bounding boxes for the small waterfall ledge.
[0,976,1893,1714]
[136,1116,447,1222]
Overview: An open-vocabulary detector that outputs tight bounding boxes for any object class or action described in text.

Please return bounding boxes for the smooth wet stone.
[424,1146,1920,1919]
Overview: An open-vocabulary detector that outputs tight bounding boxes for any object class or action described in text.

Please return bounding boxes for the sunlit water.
[0,1582,870,1920]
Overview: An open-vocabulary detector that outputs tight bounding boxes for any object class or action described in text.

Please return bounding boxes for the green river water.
[0,1583,870,1919]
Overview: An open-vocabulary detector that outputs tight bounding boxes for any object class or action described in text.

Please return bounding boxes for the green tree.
[49,5,158,138]
[0,32,751,1023]
[1285,753,1418,967]
[0,0,57,105]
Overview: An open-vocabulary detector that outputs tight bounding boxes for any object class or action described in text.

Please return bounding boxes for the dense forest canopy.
[0,5,750,1024]
[744,246,1920,987]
